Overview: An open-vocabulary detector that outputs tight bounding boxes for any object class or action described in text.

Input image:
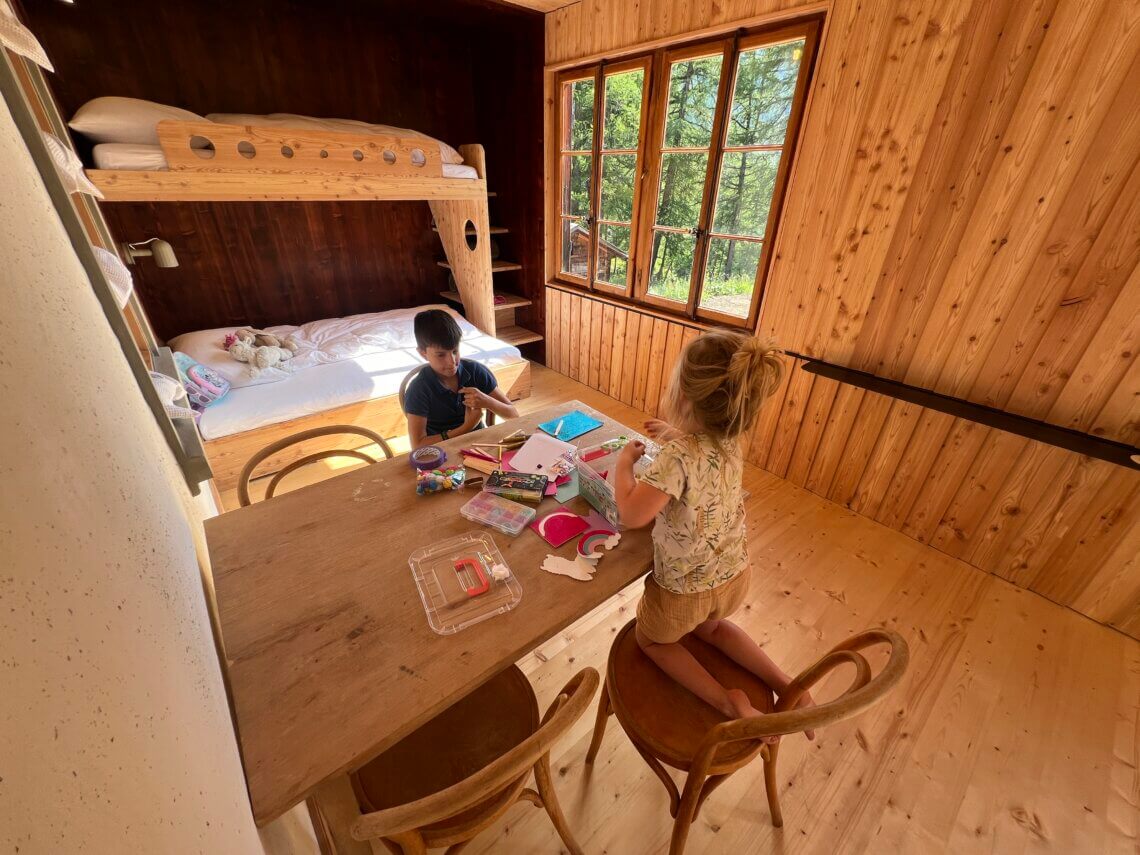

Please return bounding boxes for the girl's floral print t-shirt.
[637,433,747,594]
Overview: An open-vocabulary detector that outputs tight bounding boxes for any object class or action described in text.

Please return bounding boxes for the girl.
[614,329,812,729]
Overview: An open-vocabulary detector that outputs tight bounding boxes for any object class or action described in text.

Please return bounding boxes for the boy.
[405,309,519,450]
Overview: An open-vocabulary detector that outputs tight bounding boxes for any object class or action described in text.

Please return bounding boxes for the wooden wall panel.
[23,0,544,342]
[544,0,1139,639]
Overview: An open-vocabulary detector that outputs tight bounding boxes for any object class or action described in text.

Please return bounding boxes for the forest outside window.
[554,21,818,327]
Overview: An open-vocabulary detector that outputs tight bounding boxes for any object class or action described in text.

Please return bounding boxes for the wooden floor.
[225,365,1140,853]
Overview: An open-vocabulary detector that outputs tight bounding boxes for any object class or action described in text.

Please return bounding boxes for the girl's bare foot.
[726,689,778,744]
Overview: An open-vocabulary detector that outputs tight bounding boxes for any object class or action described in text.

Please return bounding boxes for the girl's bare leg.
[635,625,736,717]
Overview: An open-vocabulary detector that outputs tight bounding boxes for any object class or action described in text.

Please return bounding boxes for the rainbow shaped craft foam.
[577,529,621,560]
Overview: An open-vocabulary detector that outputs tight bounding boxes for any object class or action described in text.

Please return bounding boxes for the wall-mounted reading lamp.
[121,238,179,268]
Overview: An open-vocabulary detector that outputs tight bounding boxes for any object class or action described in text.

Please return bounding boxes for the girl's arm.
[614,441,671,529]
[644,419,684,442]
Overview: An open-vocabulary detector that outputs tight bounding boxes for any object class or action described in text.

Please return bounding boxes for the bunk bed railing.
[156,120,446,177]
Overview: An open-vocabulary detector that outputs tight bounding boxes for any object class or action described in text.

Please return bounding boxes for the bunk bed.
[81,114,529,491]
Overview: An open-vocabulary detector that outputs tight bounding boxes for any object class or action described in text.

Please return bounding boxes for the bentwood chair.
[237,424,393,506]
[585,620,909,854]
[329,666,597,854]
[398,364,497,426]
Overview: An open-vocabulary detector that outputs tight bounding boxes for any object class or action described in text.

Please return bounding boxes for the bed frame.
[86,120,498,334]
[205,359,531,493]
[86,119,526,490]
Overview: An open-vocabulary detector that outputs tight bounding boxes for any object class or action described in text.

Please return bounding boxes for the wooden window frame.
[554,57,653,297]
[549,18,820,331]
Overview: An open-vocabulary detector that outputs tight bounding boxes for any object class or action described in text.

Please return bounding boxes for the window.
[558,59,650,295]
[553,21,818,327]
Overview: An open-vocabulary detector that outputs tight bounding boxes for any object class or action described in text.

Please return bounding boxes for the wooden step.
[439,290,531,310]
[437,259,521,272]
[496,325,544,346]
[433,225,508,235]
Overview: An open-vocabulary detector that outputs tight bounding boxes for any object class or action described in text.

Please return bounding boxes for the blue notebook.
[538,410,603,442]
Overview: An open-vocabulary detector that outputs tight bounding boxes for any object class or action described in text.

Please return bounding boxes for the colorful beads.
[416,465,466,495]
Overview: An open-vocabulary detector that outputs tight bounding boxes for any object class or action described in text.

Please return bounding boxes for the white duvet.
[168,305,522,440]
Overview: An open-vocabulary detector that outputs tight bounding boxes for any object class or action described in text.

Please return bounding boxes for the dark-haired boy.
[405,309,519,450]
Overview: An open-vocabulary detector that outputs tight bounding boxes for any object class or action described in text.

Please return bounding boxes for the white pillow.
[0,0,52,71]
[205,112,464,165]
[92,142,169,171]
[168,327,293,389]
[41,132,104,197]
[69,97,208,146]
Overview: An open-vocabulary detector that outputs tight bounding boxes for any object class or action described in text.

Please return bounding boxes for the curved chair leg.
[762,741,783,828]
[389,830,429,855]
[632,739,681,816]
[585,680,612,765]
[444,842,470,855]
[534,752,584,855]
[669,772,706,855]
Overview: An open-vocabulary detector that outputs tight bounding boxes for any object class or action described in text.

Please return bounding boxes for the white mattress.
[91,142,478,179]
[169,305,521,440]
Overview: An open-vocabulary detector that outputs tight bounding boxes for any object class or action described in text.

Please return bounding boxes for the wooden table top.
[206,401,653,825]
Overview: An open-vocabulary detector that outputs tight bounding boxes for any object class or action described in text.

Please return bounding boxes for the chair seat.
[352,665,539,838]
[607,620,775,772]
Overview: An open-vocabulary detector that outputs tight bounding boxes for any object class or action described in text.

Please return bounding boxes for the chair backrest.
[237,424,394,506]
[697,629,908,763]
[398,363,496,426]
[350,667,599,843]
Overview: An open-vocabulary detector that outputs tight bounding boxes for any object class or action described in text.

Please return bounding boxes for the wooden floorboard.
[219,365,1139,852]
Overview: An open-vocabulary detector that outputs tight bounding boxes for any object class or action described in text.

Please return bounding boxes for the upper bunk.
[85,119,489,203]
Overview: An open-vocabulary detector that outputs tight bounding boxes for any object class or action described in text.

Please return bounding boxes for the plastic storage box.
[408,531,522,635]
[575,435,659,527]
[459,491,537,536]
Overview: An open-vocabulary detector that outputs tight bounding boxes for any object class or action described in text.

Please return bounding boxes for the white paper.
[509,432,576,477]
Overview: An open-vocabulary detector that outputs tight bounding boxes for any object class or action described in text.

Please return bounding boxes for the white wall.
[0,95,268,852]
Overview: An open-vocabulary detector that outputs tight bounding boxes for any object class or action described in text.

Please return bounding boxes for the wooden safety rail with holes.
[86,120,500,335]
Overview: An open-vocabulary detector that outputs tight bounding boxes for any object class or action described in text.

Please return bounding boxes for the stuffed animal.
[226,327,298,376]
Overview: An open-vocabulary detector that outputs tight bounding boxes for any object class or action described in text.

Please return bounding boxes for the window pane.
[655,152,707,228]
[700,237,762,317]
[600,154,636,222]
[663,54,724,148]
[726,40,804,147]
[647,230,696,302]
[712,150,781,237]
[596,223,632,286]
[561,154,593,217]
[561,218,589,278]
[603,69,645,150]
[564,78,595,150]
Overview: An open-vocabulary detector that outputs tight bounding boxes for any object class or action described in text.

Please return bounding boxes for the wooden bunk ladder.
[429,144,496,335]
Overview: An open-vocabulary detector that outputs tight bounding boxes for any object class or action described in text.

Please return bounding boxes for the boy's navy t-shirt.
[404,359,498,436]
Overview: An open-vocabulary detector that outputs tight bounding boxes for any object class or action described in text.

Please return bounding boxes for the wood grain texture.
[205,401,653,824]
[23,0,544,343]
[544,0,1140,638]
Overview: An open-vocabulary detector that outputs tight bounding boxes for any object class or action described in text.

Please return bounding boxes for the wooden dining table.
[205,401,654,829]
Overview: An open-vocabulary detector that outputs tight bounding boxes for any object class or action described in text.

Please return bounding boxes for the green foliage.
[603,69,644,150]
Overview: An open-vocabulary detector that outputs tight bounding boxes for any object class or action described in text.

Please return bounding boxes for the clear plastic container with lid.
[459,490,537,536]
[409,531,522,635]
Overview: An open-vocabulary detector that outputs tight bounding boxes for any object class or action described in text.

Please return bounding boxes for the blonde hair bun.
[664,330,785,440]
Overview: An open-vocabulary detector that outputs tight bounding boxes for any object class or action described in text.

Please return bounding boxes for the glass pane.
[647,230,696,302]
[561,154,593,217]
[596,223,631,286]
[603,68,645,150]
[564,78,595,150]
[560,218,590,278]
[600,154,636,222]
[654,152,707,228]
[726,40,804,147]
[700,237,762,317]
[712,150,781,237]
[663,54,724,148]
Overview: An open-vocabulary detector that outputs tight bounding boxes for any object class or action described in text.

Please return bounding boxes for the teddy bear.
[225,327,298,376]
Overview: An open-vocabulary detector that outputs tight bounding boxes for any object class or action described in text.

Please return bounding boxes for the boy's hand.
[644,419,676,440]
[460,387,493,410]
[619,440,646,467]
[462,406,483,430]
